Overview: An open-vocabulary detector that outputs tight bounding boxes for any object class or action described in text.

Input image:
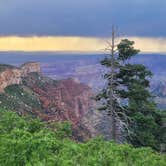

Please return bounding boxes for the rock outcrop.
[21,62,41,77]
[0,68,21,92]
[0,62,40,92]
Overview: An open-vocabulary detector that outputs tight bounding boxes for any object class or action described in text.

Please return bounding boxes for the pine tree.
[97,34,165,150]
[117,40,165,151]
[96,29,135,142]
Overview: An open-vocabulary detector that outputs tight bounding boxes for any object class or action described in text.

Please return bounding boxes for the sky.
[0,0,166,53]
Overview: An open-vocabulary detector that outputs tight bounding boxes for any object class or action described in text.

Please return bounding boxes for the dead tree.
[100,26,131,143]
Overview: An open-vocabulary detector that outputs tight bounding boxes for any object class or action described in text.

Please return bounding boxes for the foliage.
[0,108,165,166]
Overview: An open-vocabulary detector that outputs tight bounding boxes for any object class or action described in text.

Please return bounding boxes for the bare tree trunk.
[103,27,131,143]
[109,26,117,141]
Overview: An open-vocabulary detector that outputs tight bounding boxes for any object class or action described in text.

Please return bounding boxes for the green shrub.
[0,108,165,166]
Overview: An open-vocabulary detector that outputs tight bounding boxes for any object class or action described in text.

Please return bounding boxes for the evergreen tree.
[117,62,164,150]
[97,36,165,151]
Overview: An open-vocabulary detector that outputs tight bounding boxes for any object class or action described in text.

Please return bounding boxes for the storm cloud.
[0,0,165,37]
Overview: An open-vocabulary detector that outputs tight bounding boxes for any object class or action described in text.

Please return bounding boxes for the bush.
[0,108,165,166]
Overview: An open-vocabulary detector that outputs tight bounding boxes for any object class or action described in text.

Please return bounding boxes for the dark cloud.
[0,0,165,37]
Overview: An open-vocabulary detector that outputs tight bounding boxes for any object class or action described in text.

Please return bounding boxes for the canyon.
[0,62,112,140]
[0,53,166,140]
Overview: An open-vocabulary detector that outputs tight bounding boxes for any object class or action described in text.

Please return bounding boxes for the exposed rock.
[0,68,21,92]
[21,62,41,77]
[22,74,95,127]
[0,62,40,92]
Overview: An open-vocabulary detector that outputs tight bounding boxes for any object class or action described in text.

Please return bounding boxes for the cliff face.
[21,62,41,77]
[0,62,95,140]
[0,62,115,141]
[22,73,95,126]
[0,62,40,92]
[0,68,21,92]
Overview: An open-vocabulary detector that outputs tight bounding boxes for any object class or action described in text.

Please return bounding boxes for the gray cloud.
[0,0,165,37]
